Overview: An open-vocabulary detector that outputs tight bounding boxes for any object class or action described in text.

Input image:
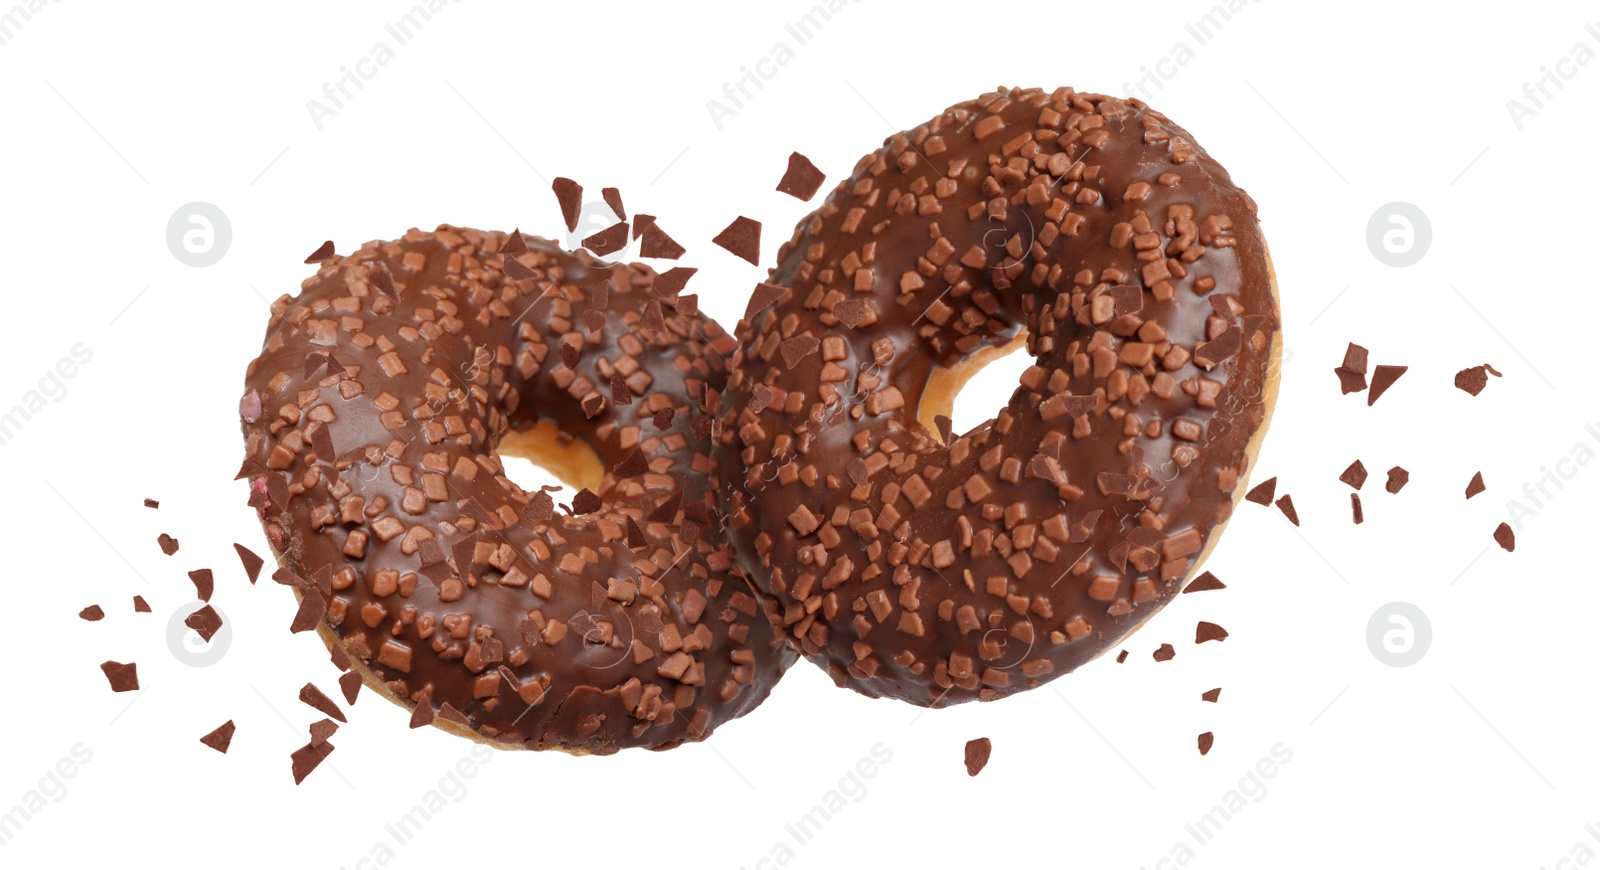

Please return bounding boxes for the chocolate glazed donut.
[715,88,1280,705]
[240,227,793,752]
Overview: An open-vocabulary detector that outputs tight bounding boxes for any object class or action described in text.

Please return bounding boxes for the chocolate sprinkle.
[299,683,347,723]
[188,568,214,602]
[158,533,179,556]
[1244,477,1277,506]
[1494,523,1515,552]
[1339,460,1368,490]
[1201,688,1221,703]
[1454,364,1499,396]
[552,178,582,232]
[712,216,762,265]
[100,661,139,692]
[232,544,264,584]
[1368,365,1408,405]
[1152,644,1176,662]
[1195,621,1229,643]
[776,151,826,201]
[1115,650,1129,663]
[184,605,223,643]
[133,596,150,613]
[1275,494,1300,526]
[963,737,992,776]
[143,498,159,509]
[1198,732,1215,756]
[1351,493,1364,524]
[1385,467,1409,494]
[304,240,336,264]
[639,223,685,259]
[80,605,104,621]
[290,741,334,785]
[1466,471,1485,499]
[199,720,235,754]
[1184,572,1226,593]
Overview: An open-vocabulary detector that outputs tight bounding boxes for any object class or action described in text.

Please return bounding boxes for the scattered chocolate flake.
[1385,467,1409,494]
[409,693,435,729]
[745,282,787,321]
[626,516,648,550]
[648,492,684,523]
[100,661,139,692]
[780,335,821,369]
[583,221,630,256]
[1152,643,1176,662]
[1110,284,1143,316]
[1335,368,1369,395]
[712,216,762,265]
[1494,523,1515,552]
[199,720,235,754]
[234,544,264,584]
[581,394,605,419]
[1341,343,1369,373]
[672,293,699,318]
[601,187,626,220]
[652,408,674,429]
[652,266,697,299]
[503,255,535,281]
[1244,476,1276,505]
[234,456,265,480]
[439,703,470,726]
[309,719,339,747]
[1368,365,1408,405]
[133,595,150,613]
[963,737,992,776]
[1201,688,1221,703]
[640,298,667,333]
[833,298,869,328]
[299,683,348,723]
[273,567,308,589]
[330,644,351,672]
[639,223,685,259]
[1465,472,1485,499]
[614,450,649,479]
[79,605,104,621]
[1274,494,1300,526]
[304,240,336,264]
[143,498,159,509]
[1339,460,1368,490]
[610,372,633,406]
[1115,650,1129,663]
[338,671,362,706]
[749,384,773,414]
[1351,493,1364,524]
[582,309,606,334]
[501,229,529,255]
[158,533,180,556]
[368,265,397,299]
[552,178,582,232]
[184,605,223,643]
[776,151,826,201]
[1195,622,1229,644]
[632,214,655,239]
[1454,364,1500,396]
[1198,732,1215,756]
[188,568,214,602]
[690,414,712,439]
[1184,571,1226,593]
[933,414,953,444]
[290,741,335,785]
[572,489,602,515]
[289,590,326,634]
[560,340,580,370]
[523,490,555,525]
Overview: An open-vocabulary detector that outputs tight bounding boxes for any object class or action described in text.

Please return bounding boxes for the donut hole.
[917,331,1031,445]
[497,419,605,498]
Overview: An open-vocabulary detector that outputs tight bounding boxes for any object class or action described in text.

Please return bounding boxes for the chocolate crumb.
[639,223,685,260]
[652,408,674,430]
[290,741,334,785]
[1368,365,1408,405]
[1116,650,1129,663]
[158,533,180,556]
[309,719,339,748]
[234,544,264,584]
[1454,365,1499,396]
[552,178,582,232]
[1385,467,1409,494]
[143,498,159,509]
[1339,460,1368,490]
[1195,621,1229,644]
[1244,476,1276,505]
[339,671,362,706]
[963,737,992,776]
[776,152,826,201]
[185,605,223,642]
[298,683,347,723]
[572,489,602,515]
[1153,643,1176,662]
[304,240,336,264]
[330,644,351,672]
[1351,493,1364,524]
[1466,472,1485,499]
[1201,688,1221,703]
[1198,732,1215,756]
[199,720,235,754]
[712,216,762,265]
[100,660,139,693]
[188,568,214,602]
[1184,572,1226,593]
[1274,494,1300,526]
[409,693,435,729]
[133,595,150,613]
[1494,523,1515,552]
[79,605,104,621]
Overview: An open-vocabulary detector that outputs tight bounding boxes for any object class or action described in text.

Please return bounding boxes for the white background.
[3,1,1597,867]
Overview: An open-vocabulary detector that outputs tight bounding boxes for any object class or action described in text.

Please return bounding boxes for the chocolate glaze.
[241,227,794,752]
[715,88,1278,705]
